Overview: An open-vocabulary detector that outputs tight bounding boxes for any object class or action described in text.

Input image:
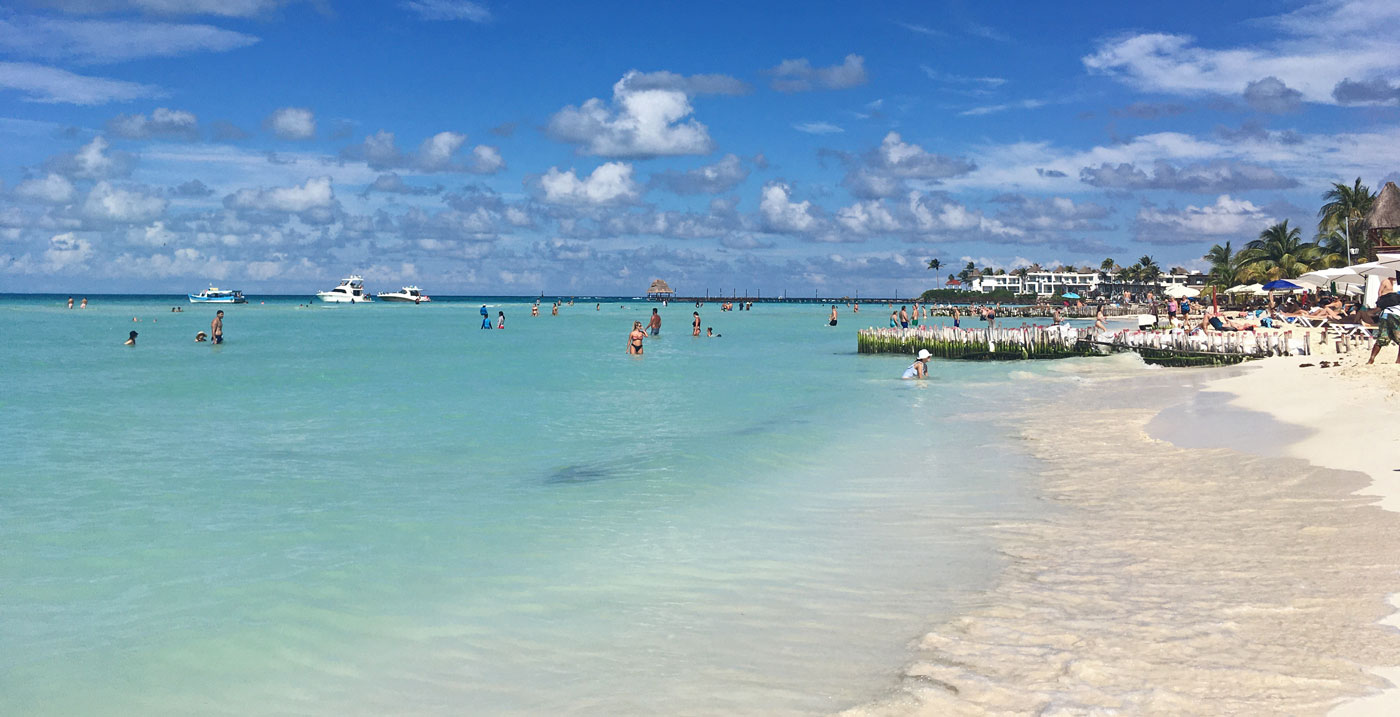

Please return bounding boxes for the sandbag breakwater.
[857,325,1095,361]
[857,325,1310,366]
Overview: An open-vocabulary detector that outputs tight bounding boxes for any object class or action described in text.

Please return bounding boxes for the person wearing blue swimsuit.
[480,305,491,329]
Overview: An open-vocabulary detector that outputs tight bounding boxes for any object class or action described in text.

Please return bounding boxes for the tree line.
[1203,178,1390,288]
[924,178,1393,292]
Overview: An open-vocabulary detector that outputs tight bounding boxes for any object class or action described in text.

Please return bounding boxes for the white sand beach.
[1211,349,1400,716]
[845,349,1400,716]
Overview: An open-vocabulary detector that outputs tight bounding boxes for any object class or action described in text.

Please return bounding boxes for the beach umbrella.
[1296,268,1364,287]
[1351,254,1400,278]
[1163,284,1200,298]
[1223,284,1252,294]
[1261,279,1302,291]
[1061,292,1080,299]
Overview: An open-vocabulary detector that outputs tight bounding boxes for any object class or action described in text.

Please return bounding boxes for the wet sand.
[845,355,1400,716]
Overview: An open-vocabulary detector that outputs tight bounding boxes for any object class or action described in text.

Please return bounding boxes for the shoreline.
[844,353,1400,715]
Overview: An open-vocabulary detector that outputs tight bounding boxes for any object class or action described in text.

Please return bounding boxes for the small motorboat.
[189,287,248,304]
[377,286,431,303]
[316,276,374,303]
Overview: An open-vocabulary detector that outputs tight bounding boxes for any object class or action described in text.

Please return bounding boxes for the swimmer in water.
[124,330,137,346]
[901,349,930,379]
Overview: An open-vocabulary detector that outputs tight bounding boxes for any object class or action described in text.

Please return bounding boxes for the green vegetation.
[1203,177,1392,287]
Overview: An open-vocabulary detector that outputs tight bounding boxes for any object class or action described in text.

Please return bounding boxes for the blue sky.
[1,0,1398,295]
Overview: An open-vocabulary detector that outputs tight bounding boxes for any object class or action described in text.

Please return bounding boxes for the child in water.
[901,349,930,379]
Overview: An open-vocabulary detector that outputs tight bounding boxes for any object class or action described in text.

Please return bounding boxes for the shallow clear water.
[1,295,1053,716]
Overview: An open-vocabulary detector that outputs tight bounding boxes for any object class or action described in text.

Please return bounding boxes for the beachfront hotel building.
[970,271,1206,297]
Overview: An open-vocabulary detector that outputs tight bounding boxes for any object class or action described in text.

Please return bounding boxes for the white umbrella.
[1224,283,1258,294]
[1351,255,1400,277]
[1296,268,1365,286]
[1163,284,1200,298]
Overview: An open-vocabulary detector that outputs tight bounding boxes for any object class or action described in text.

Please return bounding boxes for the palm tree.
[1314,228,1351,269]
[1136,255,1161,287]
[1099,258,1115,274]
[1318,178,1376,261]
[926,258,941,273]
[1243,220,1322,280]
[1203,241,1254,287]
[957,261,976,284]
[946,273,956,287]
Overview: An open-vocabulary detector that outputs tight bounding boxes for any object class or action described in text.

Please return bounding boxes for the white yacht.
[377,286,431,303]
[315,275,374,303]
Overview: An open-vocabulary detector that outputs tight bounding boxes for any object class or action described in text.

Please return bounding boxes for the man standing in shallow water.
[648,308,661,336]
[211,310,223,344]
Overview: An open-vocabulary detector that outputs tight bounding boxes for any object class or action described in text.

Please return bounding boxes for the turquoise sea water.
[1,295,1054,716]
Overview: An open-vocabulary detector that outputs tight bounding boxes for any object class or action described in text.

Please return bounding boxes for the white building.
[971,271,1201,297]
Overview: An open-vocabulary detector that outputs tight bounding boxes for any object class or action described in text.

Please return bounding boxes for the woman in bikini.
[692,312,702,336]
[628,321,646,355]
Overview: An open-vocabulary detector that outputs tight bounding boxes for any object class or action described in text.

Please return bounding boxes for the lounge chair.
[1328,323,1375,339]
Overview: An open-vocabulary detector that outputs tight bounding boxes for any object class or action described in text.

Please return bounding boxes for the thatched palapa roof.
[1368,181,1400,230]
[646,279,674,295]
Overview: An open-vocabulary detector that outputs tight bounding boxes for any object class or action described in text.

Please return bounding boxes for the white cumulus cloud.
[768,54,867,92]
[759,182,822,233]
[225,176,336,212]
[265,107,315,140]
[108,106,198,139]
[1136,194,1275,243]
[1082,2,1400,106]
[44,232,94,269]
[468,144,505,174]
[15,173,77,204]
[547,71,714,158]
[83,181,169,223]
[538,162,641,205]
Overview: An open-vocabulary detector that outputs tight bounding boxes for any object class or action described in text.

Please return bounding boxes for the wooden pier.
[857,325,1309,367]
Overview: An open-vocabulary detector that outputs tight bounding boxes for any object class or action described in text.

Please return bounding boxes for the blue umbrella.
[1061,292,1081,299]
[1261,279,1302,291]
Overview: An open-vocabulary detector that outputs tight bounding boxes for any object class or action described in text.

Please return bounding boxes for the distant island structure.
[646,279,675,300]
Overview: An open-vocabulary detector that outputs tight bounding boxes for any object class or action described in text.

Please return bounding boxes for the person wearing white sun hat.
[902,349,931,379]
